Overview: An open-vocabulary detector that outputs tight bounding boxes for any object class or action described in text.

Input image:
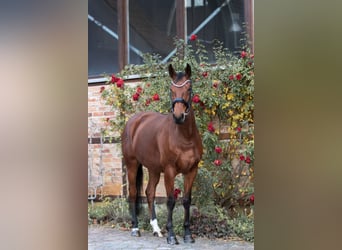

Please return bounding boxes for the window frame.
[88,0,254,82]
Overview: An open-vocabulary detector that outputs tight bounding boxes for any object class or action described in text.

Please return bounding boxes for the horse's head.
[169,64,193,124]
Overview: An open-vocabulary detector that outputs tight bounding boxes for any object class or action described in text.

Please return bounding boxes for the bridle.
[170,79,193,115]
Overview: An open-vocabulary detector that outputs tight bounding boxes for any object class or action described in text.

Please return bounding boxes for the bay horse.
[121,64,203,245]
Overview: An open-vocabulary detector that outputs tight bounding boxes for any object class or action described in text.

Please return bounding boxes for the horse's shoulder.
[127,112,170,134]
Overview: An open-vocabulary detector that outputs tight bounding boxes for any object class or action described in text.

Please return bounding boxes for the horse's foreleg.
[164,169,179,245]
[145,172,163,237]
[183,167,198,243]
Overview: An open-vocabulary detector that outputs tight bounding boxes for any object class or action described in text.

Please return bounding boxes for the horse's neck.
[174,110,197,140]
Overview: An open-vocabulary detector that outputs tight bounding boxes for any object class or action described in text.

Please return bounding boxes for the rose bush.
[101,38,254,212]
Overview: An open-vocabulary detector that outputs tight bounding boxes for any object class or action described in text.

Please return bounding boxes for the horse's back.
[123,111,168,138]
[122,111,169,165]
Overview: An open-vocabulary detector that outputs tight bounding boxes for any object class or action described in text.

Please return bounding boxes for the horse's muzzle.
[173,113,185,124]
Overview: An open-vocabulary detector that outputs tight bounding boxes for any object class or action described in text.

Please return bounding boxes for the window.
[187,0,246,60]
[88,0,119,76]
[88,0,253,78]
[129,0,177,65]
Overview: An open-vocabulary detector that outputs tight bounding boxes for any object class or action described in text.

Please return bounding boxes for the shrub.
[88,197,131,225]
[227,212,254,242]
[100,37,254,243]
[101,37,254,211]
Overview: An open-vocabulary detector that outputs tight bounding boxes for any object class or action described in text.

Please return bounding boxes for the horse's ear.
[168,64,176,80]
[185,63,191,78]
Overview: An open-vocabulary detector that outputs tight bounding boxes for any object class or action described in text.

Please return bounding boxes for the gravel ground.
[88,225,254,250]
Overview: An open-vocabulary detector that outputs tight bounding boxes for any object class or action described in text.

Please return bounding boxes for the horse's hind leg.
[145,171,163,237]
[127,161,143,237]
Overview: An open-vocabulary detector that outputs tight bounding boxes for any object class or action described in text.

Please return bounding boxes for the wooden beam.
[176,0,186,40]
[244,0,254,53]
[118,0,129,71]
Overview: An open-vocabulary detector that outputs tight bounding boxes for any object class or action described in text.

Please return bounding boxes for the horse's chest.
[174,148,199,172]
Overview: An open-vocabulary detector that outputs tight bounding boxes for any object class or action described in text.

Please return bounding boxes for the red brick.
[99,106,110,111]
[102,158,114,163]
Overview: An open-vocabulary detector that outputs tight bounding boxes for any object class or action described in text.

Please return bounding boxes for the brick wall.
[88,82,168,199]
[88,84,122,198]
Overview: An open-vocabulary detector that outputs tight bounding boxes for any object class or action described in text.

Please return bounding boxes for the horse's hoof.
[153,231,163,237]
[184,234,195,243]
[167,236,179,245]
[131,229,141,237]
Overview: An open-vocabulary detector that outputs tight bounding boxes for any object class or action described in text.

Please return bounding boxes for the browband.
[171,79,191,88]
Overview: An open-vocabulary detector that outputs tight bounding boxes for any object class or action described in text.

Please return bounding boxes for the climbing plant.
[101,37,254,210]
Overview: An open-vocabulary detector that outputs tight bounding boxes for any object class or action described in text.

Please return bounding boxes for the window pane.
[187,0,246,60]
[129,0,176,65]
[88,0,118,77]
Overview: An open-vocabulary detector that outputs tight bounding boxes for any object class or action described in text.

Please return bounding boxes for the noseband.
[170,80,193,114]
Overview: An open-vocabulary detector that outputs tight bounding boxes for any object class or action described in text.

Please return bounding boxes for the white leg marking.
[150,219,163,237]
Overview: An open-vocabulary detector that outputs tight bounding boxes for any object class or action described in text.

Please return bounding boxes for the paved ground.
[88,225,254,250]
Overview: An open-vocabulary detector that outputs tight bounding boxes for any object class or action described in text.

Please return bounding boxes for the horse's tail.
[135,163,143,216]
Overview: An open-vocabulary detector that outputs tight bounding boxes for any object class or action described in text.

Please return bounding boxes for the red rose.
[229,75,235,80]
[215,146,222,154]
[116,78,124,88]
[152,93,160,101]
[239,155,245,161]
[132,93,140,101]
[111,74,119,83]
[250,194,254,204]
[202,72,208,77]
[192,94,200,103]
[213,82,218,88]
[136,86,143,94]
[145,99,151,106]
[250,54,254,59]
[99,86,105,93]
[237,127,241,132]
[190,34,197,41]
[241,51,247,58]
[174,188,181,199]
[214,159,222,166]
[245,156,251,164]
[207,122,215,133]
[236,73,242,80]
